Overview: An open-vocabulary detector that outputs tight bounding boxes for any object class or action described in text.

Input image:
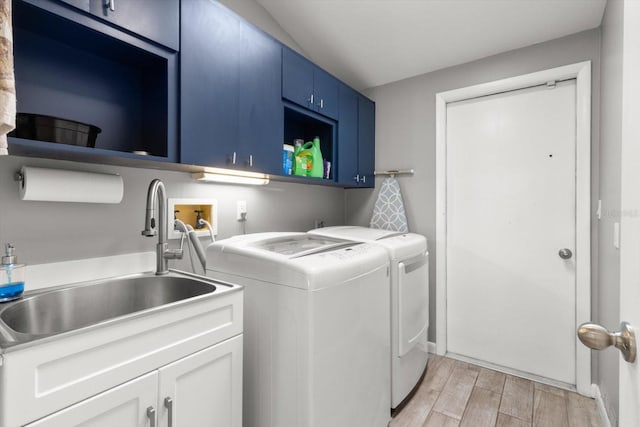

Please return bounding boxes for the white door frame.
[435,61,592,396]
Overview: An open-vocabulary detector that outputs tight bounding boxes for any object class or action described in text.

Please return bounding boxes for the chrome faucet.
[141,179,183,275]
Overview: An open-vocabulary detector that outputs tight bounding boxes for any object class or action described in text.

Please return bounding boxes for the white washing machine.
[205,232,391,427]
[308,226,429,409]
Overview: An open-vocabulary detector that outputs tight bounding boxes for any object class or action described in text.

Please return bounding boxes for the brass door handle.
[577,321,636,363]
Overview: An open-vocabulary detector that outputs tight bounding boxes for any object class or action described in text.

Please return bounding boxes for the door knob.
[559,248,573,259]
[577,321,636,363]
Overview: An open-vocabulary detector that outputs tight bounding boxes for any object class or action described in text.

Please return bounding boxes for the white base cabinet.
[0,286,243,427]
[26,335,242,427]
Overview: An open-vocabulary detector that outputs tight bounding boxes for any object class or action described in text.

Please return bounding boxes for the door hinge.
[546,80,557,89]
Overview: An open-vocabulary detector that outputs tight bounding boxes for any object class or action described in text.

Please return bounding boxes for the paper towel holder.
[15,166,124,204]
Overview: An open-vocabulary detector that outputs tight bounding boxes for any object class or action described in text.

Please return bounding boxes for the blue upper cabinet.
[337,84,359,186]
[337,84,375,188]
[88,0,179,50]
[313,67,339,120]
[180,0,282,174]
[282,47,339,120]
[358,95,375,188]
[282,46,314,111]
[237,21,283,174]
[180,0,238,168]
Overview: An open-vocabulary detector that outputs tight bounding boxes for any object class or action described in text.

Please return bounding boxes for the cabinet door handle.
[308,94,314,106]
[319,99,324,109]
[249,154,253,167]
[105,0,115,11]
[354,174,360,183]
[164,397,174,427]
[361,175,366,184]
[147,406,156,427]
[231,151,237,165]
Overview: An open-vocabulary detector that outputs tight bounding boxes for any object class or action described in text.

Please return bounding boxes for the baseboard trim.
[591,384,612,427]
[427,341,436,354]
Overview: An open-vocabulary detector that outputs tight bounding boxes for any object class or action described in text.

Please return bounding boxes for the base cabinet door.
[158,335,243,427]
[26,372,159,427]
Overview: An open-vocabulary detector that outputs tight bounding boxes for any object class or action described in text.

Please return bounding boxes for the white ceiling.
[256,0,607,90]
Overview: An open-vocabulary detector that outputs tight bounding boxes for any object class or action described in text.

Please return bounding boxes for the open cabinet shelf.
[9,1,177,161]
[283,102,336,182]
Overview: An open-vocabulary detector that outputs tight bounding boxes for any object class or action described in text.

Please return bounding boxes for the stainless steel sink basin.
[0,270,233,348]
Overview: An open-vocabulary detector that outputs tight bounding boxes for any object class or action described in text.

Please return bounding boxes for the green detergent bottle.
[293,140,307,176]
[302,137,324,178]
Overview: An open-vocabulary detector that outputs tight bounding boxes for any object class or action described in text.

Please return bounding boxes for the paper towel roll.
[18,166,123,203]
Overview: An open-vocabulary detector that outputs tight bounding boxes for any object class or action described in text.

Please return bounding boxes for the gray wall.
[345,29,602,350]
[597,0,623,424]
[0,156,345,269]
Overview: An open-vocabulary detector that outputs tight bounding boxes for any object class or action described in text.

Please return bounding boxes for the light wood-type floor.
[390,355,601,427]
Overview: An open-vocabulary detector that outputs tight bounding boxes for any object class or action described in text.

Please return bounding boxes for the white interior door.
[445,80,577,385]
[618,2,640,424]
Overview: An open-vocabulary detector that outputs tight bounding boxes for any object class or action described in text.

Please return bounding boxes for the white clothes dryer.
[309,226,429,409]
[206,232,391,427]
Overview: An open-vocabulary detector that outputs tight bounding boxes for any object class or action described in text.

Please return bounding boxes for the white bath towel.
[0,0,15,155]
[370,177,409,232]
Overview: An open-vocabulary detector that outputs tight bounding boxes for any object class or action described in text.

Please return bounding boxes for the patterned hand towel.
[0,0,15,155]
[370,177,409,232]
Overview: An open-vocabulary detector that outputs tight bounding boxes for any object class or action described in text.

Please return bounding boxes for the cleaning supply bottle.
[302,137,324,178]
[293,139,308,176]
[0,243,25,302]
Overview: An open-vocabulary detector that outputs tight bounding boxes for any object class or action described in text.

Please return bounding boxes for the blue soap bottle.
[0,243,25,302]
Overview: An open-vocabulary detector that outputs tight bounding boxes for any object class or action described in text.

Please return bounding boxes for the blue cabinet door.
[337,84,359,186]
[181,0,239,167]
[358,95,376,188]
[88,0,179,50]
[282,47,314,111]
[313,68,339,120]
[237,21,283,174]
[282,47,339,120]
[181,0,283,172]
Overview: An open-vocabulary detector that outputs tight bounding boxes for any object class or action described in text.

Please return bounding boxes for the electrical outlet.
[237,200,247,221]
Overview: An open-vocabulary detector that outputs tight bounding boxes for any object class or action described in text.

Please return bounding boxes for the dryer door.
[398,253,429,357]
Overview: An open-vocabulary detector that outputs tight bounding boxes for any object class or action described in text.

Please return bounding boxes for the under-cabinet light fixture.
[192,169,270,186]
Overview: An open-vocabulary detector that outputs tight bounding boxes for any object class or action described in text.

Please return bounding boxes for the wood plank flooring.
[391,355,601,427]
